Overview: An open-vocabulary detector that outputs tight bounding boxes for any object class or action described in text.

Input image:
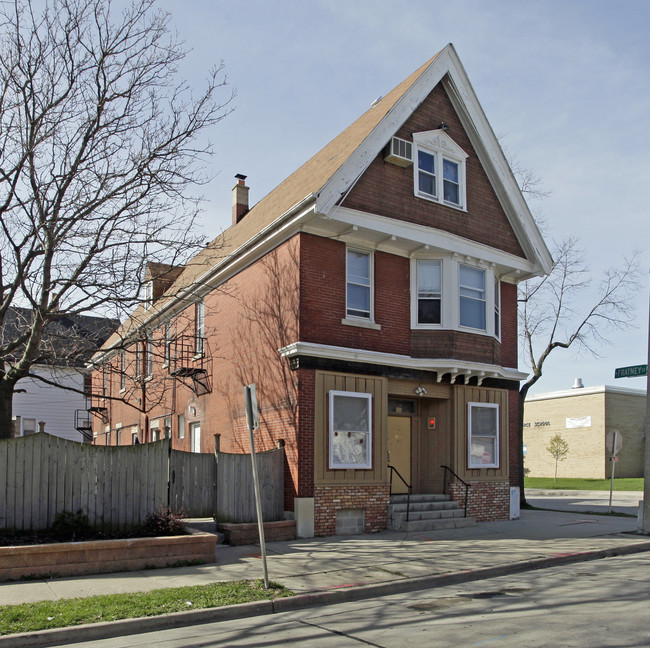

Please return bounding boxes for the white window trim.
[413,130,468,211]
[411,258,443,329]
[328,390,372,470]
[459,263,487,332]
[467,402,499,469]
[345,247,375,323]
[195,300,205,356]
[143,281,153,310]
[494,277,501,341]
[410,257,499,339]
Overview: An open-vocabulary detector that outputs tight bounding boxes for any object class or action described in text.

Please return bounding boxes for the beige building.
[523,382,646,479]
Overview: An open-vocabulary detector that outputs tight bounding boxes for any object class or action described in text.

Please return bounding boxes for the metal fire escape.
[169,335,212,395]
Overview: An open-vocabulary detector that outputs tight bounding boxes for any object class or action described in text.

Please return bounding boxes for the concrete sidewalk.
[1,509,649,647]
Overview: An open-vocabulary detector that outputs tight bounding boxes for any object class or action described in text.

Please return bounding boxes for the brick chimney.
[232,173,249,225]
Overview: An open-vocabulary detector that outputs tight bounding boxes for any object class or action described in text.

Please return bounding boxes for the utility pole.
[642,291,650,535]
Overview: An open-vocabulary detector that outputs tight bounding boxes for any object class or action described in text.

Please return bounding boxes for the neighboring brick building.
[90,45,551,535]
[524,382,646,479]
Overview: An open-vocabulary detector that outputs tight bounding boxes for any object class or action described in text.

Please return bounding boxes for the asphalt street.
[60,551,650,648]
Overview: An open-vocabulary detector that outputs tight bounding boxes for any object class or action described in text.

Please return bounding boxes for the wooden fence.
[0,435,216,532]
[215,448,284,523]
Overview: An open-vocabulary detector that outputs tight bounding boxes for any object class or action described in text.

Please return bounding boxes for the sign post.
[244,383,269,588]
[606,429,621,514]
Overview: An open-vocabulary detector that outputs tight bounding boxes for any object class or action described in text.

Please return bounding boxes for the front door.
[387,416,411,494]
[415,399,449,493]
[190,422,201,453]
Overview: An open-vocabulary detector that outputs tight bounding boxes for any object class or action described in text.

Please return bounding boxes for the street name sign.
[614,364,647,379]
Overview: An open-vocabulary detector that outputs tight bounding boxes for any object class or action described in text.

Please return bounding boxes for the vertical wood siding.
[0,436,217,531]
[214,448,284,523]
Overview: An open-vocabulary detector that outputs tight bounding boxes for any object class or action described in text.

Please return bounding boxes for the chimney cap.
[572,378,584,389]
[235,173,247,181]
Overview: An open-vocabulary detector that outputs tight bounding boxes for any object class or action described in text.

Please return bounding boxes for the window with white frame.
[146,339,153,378]
[459,264,486,331]
[413,130,468,209]
[416,260,442,325]
[164,322,171,366]
[468,402,499,468]
[195,300,205,355]
[135,344,142,380]
[143,281,153,310]
[329,390,372,469]
[494,278,501,339]
[178,413,185,439]
[346,249,372,320]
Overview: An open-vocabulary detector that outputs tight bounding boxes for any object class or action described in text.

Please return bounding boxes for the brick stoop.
[217,520,296,546]
[388,493,476,532]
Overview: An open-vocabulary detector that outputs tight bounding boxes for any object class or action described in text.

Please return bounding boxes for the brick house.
[91,44,551,535]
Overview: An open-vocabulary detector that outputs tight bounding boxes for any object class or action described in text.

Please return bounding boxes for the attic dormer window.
[413,130,468,210]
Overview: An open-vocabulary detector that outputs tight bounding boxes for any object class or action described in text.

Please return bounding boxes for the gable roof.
[101,44,551,351]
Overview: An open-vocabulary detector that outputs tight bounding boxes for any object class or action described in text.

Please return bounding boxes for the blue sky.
[158,0,649,395]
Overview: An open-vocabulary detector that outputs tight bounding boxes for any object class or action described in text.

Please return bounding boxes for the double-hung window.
[459,264,486,330]
[120,351,126,390]
[413,130,468,209]
[329,390,372,469]
[494,278,501,339]
[346,249,372,320]
[416,260,442,325]
[468,403,499,468]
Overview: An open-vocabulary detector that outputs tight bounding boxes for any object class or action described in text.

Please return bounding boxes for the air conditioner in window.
[384,137,413,167]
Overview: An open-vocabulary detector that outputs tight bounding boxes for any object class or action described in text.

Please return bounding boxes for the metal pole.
[244,384,269,587]
[608,431,617,514]
[248,421,269,587]
[642,280,650,535]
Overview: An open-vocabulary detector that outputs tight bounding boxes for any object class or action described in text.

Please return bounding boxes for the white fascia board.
[323,206,539,278]
[315,44,552,278]
[440,52,553,275]
[279,341,528,382]
[315,47,455,217]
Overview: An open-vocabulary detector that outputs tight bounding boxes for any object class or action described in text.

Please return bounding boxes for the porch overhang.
[278,341,528,385]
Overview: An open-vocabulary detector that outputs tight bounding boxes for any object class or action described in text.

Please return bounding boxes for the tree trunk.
[518,388,528,507]
[0,380,16,439]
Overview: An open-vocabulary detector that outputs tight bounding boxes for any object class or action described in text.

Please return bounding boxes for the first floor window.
[417,259,441,324]
[329,390,372,469]
[468,403,499,468]
[346,249,372,319]
[459,264,486,330]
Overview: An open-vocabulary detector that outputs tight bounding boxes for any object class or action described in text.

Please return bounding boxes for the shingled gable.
[100,43,550,352]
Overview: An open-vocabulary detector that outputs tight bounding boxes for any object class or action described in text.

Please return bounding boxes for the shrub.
[144,506,187,536]
[52,509,93,541]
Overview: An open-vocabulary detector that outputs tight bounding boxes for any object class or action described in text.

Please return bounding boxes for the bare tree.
[0,0,233,437]
[517,238,640,502]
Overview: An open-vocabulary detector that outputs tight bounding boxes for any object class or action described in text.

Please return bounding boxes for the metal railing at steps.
[388,464,412,523]
[440,465,470,518]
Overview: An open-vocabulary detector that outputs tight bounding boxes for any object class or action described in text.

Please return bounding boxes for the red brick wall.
[411,329,500,364]
[314,484,390,536]
[500,282,518,369]
[342,84,525,259]
[449,480,510,522]
[299,233,410,355]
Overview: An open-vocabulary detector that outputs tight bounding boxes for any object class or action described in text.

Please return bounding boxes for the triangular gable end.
[315,44,552,277]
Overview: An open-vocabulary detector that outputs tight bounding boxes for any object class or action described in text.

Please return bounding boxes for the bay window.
[416,260,442,325]
[459,264,486,330]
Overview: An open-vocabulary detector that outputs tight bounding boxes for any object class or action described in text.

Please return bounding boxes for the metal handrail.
[440,465,470,518]
[387,464,412,522]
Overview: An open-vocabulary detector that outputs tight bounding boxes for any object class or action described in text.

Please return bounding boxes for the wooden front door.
[414,399,449,493]
[388,415,411,494]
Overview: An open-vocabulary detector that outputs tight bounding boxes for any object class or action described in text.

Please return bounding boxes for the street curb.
[3,540,650,647]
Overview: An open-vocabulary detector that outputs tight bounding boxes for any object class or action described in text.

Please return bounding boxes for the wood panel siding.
[314,371,387,486]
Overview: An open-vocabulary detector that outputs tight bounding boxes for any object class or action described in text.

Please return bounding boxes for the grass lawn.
[0,579,293,636]
[525,477,644,491]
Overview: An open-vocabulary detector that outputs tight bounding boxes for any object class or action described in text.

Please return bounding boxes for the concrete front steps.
[388,493,476,532]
